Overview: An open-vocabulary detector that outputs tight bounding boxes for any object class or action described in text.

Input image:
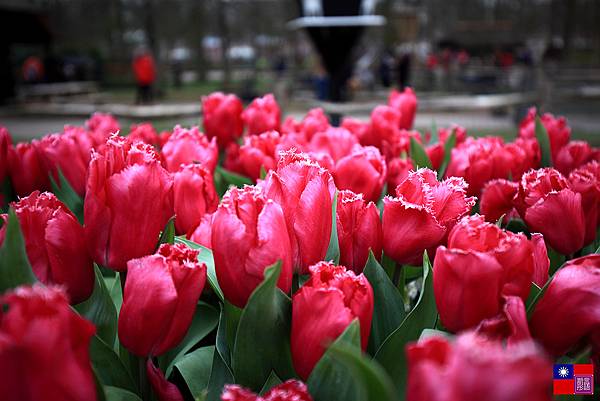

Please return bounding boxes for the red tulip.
[388,87,417,130]
[297,108,329,140]
[438,124,467,145]
[0,285,97,401]
[386,157,414,195]
[86,112,120,144]
[334,145,386,203]
[445,137,511,197]
[161,125,218,173]
[84,135,174,271]
[554,140,593,176]
[291,262,374,380]
[364,105,400,148]
[480,179,518,223]
[308,127,358,163]
[4,192,94,304]
[515,168,585,255]
[434,215,547,332]
[530,255,600,358]
[426,143,444,171]
[8,141,50,196]
[381,129,422,161]
[341,117,370,143]
[128,122,161,148]
[383,168,475,265]
[262,151,335,273]
[0,127,12,184]
[119,243,206,356]
[475,296,532,346]
[146,359,184,401]
[202,92,244,147]
[221,380,313,401]
[569,161,600,245]
[519,107,570,160]
[336,190,382,273]
[188,212,213,248]
[211,186,292,308]
[237,131,282,181]
[406,332,552,401]
[173,164,218,235]
[242,94,281,136]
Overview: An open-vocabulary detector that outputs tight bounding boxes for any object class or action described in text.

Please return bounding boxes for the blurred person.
[396,50,412,90]
[132,48,156,104]
[379,49,393,88]
[22,56,44,83]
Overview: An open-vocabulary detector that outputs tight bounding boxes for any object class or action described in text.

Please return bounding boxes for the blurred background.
[1,0,600,143]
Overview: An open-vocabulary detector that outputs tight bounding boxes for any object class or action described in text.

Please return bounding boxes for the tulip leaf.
[363,251,406,355]
[104,386,142,401]
[325,191,340,264]
[327,342,399,401]
[109,275,123,316]
[206,347,234,401]
[409,136,432,169]
[0,208,37,293]
[232,262,295,390]
[259,371,283,395]
[437,130,456,179]
[307,320,363,401]
[160,301,219,377]
[374,252,437,400]
[525,282,542,311]
[0,178,14,213]
[535,116,552,167]
[157,216,175,246]
[49,168,84,223]
[217,166,253,188]
[91,336,138,394]
[175,346,215,399]
[260,165,268,180]
[175,237,224,301]
[75,265,118,346]
[526,278,553,318]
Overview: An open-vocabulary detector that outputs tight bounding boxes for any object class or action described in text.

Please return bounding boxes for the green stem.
[139,357,151,401]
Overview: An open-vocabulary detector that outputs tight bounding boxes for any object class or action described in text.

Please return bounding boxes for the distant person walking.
[132,49,156,104]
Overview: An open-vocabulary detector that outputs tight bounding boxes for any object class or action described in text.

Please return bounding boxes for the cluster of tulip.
[1,89,600,401]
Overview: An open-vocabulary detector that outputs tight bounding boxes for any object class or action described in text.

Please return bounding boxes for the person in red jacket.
[132,49,156,104]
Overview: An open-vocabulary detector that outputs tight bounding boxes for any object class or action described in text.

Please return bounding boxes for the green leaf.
[526,277,553,318]
[325,191,340,264]
[260,165,268,180]
[157,216,175,246]
[327,342,398,401]
[175,346,215,399]
[91,336,137,394]
[232,262,295,390]
[217,166,253,188]
[437,130,456,179]
[409,136,432,169]
[206,349,234,401]
[75,265,118,346]
[49,168,84,223]
[109,275,123,316]
[535,116,552,167]
[307,320,363,401]
[176,237,224,302]
[259,371,283,395]
[374,252,437,399]
[104,386,142,401]
[159,301,219,377]
[525,282,542,311]
[363,251,406,354]
[548,247,566,276]
[0,208,36,293]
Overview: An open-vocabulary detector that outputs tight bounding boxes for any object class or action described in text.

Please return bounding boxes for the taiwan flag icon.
[553,364,594,395]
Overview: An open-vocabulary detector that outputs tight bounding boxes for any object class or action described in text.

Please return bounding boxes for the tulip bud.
[383,168,475,265]
[119,243,206,357]
[0,285,97,401]
[291,262,374,380]
[8,141,50,196]
[242,94,281,136]
[554,140,593,176]
[364,105,400,148]
[84,135,174,271]
[161,125,218,173]
[434,215,547,332]
[262,151,335,273]
[480,179,519,223]
[569,161,600,245]
[211,186,292,308]
[86,112,120,140]
[388,87,417,130]
[334,145,387,203]
[406,332,552,401]
[236,130,281,181]
[221,380,313,401]
[297,107,329,141]
[519,107,570,161]
[530,255,600,358]
[341,117,370,143]
[202,92,244,147]
[173,164,218,235]
[336,190,382,272]
[3,192,94,304]
[128,122,162,148]
[307,127,358,163]
[386,157,414,195]
[0,127,12,185]
[515,168,585,255]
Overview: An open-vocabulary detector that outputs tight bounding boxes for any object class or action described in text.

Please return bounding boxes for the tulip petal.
[146,358,184,401]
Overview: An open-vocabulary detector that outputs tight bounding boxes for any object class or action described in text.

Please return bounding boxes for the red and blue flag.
[553,364,594,395]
